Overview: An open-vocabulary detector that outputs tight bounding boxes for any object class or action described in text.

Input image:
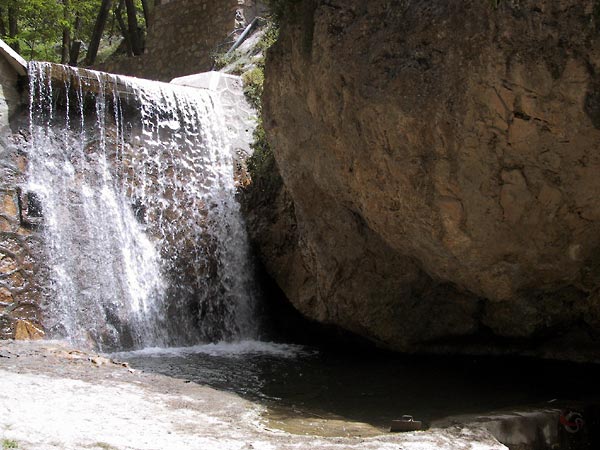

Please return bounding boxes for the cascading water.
[25,62,258,351]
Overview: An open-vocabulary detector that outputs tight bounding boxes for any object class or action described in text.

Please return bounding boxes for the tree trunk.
[61,0,71,64]
[0,9,7,37]
[84,0,113,66]
[140,0,150,26]
[67,15,81,65]
[116,0,133,56]
[124,0,142,55]
[8,5,18,53]
[69,40,81,66]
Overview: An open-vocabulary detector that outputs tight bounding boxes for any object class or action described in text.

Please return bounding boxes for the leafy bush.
[256,22,279,55]
[246,120,281,194]
[213,50,242,71]
[238,14,283,191]
[242,68,264,111]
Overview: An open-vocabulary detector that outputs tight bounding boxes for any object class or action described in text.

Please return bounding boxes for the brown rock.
[14,319,45,340]
[7,271,26,289]
[0,255,18,273]
[0,216,14,232]
[499,169,532,225]
[255,0,600,358]
[1,192,18,218]
[0,286,12,303]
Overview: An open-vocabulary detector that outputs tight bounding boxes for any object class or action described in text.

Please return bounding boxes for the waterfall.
[25,62,258,351]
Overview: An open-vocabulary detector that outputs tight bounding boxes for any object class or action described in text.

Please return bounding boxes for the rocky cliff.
[251,0,600,360]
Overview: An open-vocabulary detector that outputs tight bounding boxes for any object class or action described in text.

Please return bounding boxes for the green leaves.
[11,0,63,60]
[0,0,147,63]
[242,67,265,110]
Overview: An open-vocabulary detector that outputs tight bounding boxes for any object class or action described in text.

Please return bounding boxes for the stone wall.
[0,56,257,345]
[97,0,267,81]
[0,55,45,340]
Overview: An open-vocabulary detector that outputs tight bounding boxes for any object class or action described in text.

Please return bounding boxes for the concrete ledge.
[170,71,235,91]
[171,71,258,159]
[0,39,27,76]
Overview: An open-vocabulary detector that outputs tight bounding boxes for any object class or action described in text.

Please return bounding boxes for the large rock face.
[257,0,600,360]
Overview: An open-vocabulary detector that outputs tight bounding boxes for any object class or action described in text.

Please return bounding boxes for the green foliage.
[212,50,241,71]
[0,0,65,60]
[1,439,18,449]
[241,65,274,187]
[241,18,281,190]
[241,67,264,111]
[0,0,150,63]
[256,22,279,55]
[246,120,281,193]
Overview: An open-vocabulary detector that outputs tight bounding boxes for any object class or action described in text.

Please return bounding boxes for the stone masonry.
[0,41,257,343]
[0,43,45,340]
[97,0,268,81]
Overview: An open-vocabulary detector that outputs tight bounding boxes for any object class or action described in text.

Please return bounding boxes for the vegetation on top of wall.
[0,0,152,65]
[239,22,278,105]
[256,22,279,55]
[213,18,279,74]
[238,19,282,194]
[213,49,243,73]
[246,118,283,195]
[209,4,283,194]
[241,67,264,110]
[1,439,18,450]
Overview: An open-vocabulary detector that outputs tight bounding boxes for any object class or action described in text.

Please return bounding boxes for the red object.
[560,411,584,433]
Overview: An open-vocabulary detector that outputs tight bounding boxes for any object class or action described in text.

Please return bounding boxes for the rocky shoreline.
[0,340,514,450]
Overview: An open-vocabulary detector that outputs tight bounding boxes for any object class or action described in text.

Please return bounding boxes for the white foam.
[110,340,313,359]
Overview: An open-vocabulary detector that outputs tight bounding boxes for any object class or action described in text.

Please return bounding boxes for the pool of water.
[112,341,600,437]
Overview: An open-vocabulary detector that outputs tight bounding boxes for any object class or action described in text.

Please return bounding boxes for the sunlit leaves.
[0,0,148,63]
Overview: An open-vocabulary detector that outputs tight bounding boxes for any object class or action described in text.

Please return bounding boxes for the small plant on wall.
[2,439,18,449]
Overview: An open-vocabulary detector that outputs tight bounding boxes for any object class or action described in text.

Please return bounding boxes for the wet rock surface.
[0,54,45,340]
[255,0,600,360]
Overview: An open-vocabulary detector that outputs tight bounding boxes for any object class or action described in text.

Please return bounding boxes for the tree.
[7,4,17,52]
[84,0,112,65]
[0,0,152,65]
[124,0,142,55]
[114,0,132,56]
[61,0,71,64]
[3,0,62,60]
[140,0,149,25]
